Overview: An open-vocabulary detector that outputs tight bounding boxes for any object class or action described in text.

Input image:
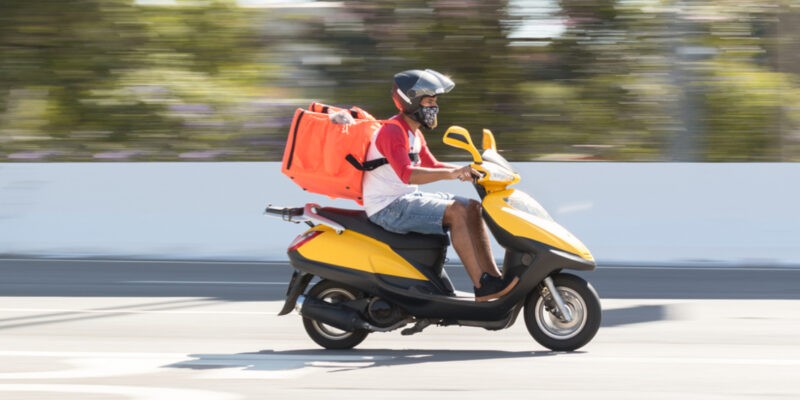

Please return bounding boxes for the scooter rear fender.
[277,270,314,316]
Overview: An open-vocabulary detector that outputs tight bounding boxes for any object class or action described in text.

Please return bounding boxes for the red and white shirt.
[362,115,445,216]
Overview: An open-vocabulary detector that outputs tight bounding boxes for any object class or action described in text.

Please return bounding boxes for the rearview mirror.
[443,126,482,163]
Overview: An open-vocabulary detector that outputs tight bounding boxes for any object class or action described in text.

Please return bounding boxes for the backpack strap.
[345,118,414,171]
[346,154,389,171]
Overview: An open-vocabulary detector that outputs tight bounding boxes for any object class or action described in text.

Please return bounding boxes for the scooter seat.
[317,207,450,249]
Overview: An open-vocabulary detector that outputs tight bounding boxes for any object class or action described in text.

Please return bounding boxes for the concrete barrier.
[1,162,798,266]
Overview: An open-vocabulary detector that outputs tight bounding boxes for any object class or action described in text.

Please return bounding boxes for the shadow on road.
[166,348,568,373]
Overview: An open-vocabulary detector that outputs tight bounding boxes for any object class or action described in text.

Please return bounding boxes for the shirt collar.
[391,114,415,135]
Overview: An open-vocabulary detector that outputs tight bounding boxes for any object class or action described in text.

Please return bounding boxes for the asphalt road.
[1,258,799,400]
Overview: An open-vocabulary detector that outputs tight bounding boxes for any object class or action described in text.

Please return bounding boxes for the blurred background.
[1,0,799,162]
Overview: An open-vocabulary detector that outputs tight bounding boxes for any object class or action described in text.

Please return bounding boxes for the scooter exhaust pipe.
[295,295,370,332]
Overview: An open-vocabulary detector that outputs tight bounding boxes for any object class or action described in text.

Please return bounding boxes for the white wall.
[1,162,798,266]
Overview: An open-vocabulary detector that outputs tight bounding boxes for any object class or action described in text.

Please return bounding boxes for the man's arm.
[408,167,457,185]
[414,132,468,181]
[376,125,475,185]
[409,165,475,185]
[418,133,461,169]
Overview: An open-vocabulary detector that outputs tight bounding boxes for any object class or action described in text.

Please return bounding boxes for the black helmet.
[391,69,455,116]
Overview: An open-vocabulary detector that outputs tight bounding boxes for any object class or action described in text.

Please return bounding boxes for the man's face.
[420,96,438,108]
[418,96,439,129]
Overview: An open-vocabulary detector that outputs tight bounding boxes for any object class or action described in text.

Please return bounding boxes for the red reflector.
[288,230,322,252]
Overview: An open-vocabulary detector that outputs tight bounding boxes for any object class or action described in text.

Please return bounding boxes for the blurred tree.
[1,0,798,161]
[298,0,525,159]
[0,0,306,160]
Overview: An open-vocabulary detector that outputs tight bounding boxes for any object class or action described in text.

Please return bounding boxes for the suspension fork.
[543,276,573,323]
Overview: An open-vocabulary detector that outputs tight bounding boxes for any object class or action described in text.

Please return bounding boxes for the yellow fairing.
[483,190,594,262]
[297,226,428,281]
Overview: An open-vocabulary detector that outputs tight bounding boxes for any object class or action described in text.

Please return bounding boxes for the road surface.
[1,258,798,399]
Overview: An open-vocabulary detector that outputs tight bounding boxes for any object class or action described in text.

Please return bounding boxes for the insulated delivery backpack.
[281,102,402,205]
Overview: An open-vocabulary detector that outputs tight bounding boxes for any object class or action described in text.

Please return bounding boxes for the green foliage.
[1,0,798,161]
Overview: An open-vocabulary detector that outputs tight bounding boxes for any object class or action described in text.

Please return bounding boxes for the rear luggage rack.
[264,203,345,233]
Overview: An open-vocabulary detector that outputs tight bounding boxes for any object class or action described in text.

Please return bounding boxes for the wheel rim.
[311,287,357,340]
[535,286,588,340]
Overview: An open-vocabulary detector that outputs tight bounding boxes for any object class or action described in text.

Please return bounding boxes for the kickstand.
[401,319,432,336]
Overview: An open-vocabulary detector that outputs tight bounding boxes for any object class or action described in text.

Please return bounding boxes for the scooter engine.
[367,297,406,328]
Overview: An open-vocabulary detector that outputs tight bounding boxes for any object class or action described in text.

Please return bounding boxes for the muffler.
[295,295,370,332]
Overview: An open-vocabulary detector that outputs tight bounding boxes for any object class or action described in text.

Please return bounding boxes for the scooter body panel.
[482,189,594,262]
[288,229,591,321]
[296,226,429,281]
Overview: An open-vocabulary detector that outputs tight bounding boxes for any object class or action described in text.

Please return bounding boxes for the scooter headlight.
[483,162,515,183]
[489,168,513,182]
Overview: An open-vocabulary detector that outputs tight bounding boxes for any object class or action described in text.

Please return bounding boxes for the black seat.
[317,207,449,249]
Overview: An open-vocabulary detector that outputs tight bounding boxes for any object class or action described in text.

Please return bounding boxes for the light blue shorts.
[369,192,470,235]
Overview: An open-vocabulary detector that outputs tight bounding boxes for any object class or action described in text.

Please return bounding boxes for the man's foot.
[474,272,519,302]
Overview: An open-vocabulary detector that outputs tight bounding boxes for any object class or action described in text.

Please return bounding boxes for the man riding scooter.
[361,69,518,302]
[268,69,600,351]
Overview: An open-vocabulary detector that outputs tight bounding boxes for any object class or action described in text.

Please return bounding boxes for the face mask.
[417,106,439,129]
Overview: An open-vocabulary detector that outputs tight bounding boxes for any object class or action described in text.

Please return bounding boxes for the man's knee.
[466,199,482,217]
[444,199,481,226]
[443,200,468,226]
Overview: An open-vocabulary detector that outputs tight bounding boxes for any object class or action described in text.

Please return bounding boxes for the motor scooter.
[266,126,601,351]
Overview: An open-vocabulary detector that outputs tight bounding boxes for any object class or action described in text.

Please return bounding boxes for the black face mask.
[415,106,439,129]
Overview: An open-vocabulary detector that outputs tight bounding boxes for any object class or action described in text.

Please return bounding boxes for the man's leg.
[464,199,501,277]
[445,199,517,301]
[443,200,485,287]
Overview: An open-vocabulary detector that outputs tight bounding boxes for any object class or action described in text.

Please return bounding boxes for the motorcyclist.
[361,69,518,301]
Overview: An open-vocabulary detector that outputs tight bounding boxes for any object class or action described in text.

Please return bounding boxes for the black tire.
[524,273,601,351]
[302,280,369,350]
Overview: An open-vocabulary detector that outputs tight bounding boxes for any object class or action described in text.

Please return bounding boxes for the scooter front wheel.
[302,280,369,350]
[524,273,601,351]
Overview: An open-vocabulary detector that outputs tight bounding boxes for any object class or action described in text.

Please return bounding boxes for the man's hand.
[450,165,479,182]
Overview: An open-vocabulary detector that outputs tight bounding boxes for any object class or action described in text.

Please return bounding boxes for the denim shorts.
[369,191,470,235]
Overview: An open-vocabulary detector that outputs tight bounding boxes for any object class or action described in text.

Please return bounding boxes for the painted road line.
[122,280,286,285]
[0,308,274,315]
[0,384,238,400]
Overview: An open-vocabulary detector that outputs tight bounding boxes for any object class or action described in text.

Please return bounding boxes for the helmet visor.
[407,69,455,99]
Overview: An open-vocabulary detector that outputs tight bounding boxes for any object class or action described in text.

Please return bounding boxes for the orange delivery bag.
[281,103,397,205]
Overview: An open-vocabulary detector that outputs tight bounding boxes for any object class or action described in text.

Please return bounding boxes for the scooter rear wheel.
[302,280,369,350]
[524,273,601,351]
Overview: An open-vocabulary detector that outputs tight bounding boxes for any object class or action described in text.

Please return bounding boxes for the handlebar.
[471,167,485,182]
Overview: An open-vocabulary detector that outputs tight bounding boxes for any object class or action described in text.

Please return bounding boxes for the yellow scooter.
[266,126,601,351]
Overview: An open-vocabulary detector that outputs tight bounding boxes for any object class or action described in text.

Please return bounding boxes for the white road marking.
[0,384,239,400]
[571,356,800,366]
[5,257,799,270]
[122,280,286,285]
[0,350,187,358]
[0,351,395,381]
[0,352,186,380]
[0,308,273,315]
[444,264,800,272]
[0,258,282,265]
